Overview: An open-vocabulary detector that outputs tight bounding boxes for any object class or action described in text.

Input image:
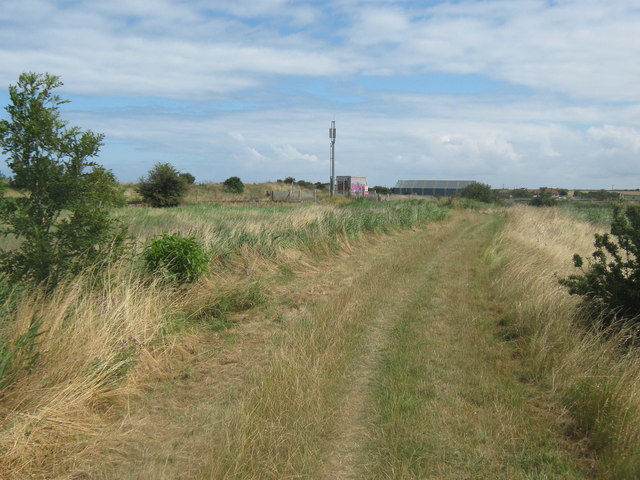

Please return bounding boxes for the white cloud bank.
[0,0,638,188]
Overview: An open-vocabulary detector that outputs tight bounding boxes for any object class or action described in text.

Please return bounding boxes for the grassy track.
[35,209,592,479]
[364,213,583,479]
[204,211,587,479]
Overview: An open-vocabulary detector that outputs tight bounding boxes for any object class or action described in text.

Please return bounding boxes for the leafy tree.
[460,182,494,203]
[283,177,295,184]
[560,204,640,329]
[511,188,533,198]
[0,72,126,286]
[296,179,314,188]
[179,172,196,185]
[314,182,327,190]
[137,162,187,207]
[223,176,244,194]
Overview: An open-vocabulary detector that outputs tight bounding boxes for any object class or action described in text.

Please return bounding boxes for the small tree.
[179,172,196,185]
[460,182,494,203]
[529,193,557,207]
[0,72,126,286]
[560,204,640,329]
[512,188,533,199]
[223,176,244,194]
[137,162,187,207]
[296,179,314,188]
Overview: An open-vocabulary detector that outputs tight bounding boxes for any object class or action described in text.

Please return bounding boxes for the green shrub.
[511,188,533,199]
[529,194,557,207]
[137,162,188,207]
[459,182,495,203]
[142,233,209,284]
[179,172,196,185]
[560,204,640,329]
[372,185,392,195]
[223,176,244,194]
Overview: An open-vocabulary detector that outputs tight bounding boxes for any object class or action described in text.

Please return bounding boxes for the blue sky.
[1,0,639,189]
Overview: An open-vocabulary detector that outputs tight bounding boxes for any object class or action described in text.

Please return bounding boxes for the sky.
[1,0,639,189]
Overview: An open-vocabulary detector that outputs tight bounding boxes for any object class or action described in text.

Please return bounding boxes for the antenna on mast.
[329,120,336,196]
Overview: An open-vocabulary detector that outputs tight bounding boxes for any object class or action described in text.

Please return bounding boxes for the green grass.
[366,213,584,479]
[0,198,451,478]
[115,200,448,259]
[558,201,616,226]
[491,205,640,478]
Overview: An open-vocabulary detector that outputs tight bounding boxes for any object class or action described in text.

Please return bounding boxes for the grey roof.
[394,180,475,189]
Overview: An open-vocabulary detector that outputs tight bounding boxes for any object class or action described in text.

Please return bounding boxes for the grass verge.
[490,205,640,478]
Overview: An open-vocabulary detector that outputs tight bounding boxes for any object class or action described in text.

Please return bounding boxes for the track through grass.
[204,211,588,479]
[54,210,591,479]
[363,213,585,479]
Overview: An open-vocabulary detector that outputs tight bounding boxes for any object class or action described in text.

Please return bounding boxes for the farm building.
[337,176,368,195]
[393,180,475,197]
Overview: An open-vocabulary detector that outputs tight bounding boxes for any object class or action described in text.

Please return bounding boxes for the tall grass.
[121,181,325,204]
[0,199,446,478]
[116,200,447,257]
[0,267,167,477]
[490,205,640,478]
[558,201,615,226]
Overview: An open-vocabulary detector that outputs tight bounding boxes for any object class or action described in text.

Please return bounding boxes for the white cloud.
[339,0,640,101]
[0,0,639,189]
[272,144,321,164]
[587,125,640,154]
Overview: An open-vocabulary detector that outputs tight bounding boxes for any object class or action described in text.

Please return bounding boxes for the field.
[1,197,639,479]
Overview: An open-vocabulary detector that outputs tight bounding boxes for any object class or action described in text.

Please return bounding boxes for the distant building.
[393,180,475,197]
[337,176,368,195]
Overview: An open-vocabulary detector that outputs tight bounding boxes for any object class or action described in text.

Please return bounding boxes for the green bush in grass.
[143,233,209,284]
[137,162,188,207]
[560,204,640,330]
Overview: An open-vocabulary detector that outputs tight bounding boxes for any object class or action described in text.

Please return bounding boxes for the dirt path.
[77,211,587,479]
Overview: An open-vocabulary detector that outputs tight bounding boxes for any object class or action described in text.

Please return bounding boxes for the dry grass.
[121,181,326,205]
[0,258,282,478]
[491,205,640,478]
[202,217,442,479]
[363,212,585,479]
[202,211,591,479]
[0,266,167,478]
[0,199,446,478]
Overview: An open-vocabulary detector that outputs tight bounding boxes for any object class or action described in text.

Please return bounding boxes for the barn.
[393,180,475,197]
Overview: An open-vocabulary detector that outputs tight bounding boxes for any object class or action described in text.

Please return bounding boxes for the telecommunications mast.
[329,120,336,196]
